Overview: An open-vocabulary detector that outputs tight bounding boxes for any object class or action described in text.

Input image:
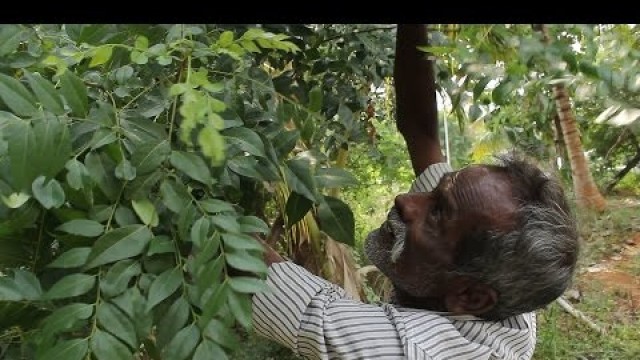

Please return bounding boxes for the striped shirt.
[252,162,537,359]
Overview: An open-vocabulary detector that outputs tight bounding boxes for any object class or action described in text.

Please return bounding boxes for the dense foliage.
[0,24,394,359]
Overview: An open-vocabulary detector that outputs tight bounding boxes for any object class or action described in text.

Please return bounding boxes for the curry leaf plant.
[0,24,394,359]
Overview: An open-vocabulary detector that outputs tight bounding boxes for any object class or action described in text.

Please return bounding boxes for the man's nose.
[394,193,428,223]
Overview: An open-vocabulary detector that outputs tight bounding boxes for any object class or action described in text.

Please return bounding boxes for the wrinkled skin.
[364,165,518,305]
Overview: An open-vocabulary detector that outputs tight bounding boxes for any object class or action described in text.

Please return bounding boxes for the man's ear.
[444,276,497,316]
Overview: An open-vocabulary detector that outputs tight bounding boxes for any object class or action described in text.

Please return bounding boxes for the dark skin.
[261,24,517,318]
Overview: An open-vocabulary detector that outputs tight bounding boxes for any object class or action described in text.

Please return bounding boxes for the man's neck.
[390,287,448,312]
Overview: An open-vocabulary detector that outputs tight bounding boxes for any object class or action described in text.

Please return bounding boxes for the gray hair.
[452,153,580,321]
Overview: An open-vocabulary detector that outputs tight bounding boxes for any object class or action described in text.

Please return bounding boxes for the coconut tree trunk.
[536,24,607,211]
[552,85,607,211]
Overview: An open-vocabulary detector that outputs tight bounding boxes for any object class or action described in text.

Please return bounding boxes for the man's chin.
[364,229,391,273]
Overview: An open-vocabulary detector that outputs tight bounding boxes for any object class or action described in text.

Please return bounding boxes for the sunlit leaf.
[131,198,159,227]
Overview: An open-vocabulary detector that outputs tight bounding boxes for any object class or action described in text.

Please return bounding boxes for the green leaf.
[223,127,266,157]
[100,260,141,298]
[134,35,149,50]
[203,318,239,350]
[473,77,491,101]
[85,151,119,200]
[579,60,599,78]
[44,273,96,300]
[89,46,113,67]
[221,233,263,251]
[273,129,299,158]
[491,78,512,106]
[90,328,133,360]
[131,199,159,227]
[114,205,140,226]
[96,302,137,349]
[228,276,268,294]
[0,25,23,56]
[317,195,354,246]
[199,282,227,325]
[32,176,65,209]
[314,167,358,188]
[90,129,118,150]
[114,65,134,84]
[237,216,269,234]
[85,225,153,269]
[125,170,162,200]
[38,338,88,360]
[200,198,235,214]
[147,235,175,256]
[285,191,313,226]
[65,158,89,190]
[41,303,93,337]
[1,192,30,208]
[159,179,190,214]
[130,140,170,175]
[0,277,23,301]
[193,340,228,360]
[170,151,212,186]
[25,71,65,115]
[308,86,323,113]
[227,290,252,329]
[227,156,266,181]
[0,73,37,117]
[157,297,190,347]
[130,50,148,65]
[162,323,200,360]
[210,215,240,233]
[48,247,91,268]
[225,250,268,274]
[13,269,42,300]
[190,217,210,248]
[115,159,136,181]
[60,70,88,117]
[284,158,317,202]
[57,219,105,237]
[146,267,182,311]
[7,113,71,191]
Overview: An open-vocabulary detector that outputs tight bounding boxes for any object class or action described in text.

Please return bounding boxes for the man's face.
[364,165,518,299]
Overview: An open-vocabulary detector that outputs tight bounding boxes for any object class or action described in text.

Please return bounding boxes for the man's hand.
[395,24,444,175]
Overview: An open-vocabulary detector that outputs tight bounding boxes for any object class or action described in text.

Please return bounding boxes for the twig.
[556,296,606,335]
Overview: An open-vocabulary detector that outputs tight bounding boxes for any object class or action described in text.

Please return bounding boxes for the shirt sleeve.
[409,162,454,193]
[252,262,404,359]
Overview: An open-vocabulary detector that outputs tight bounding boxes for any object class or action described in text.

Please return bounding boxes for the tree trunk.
[552,85,607,211]
[537,24,607,211]
[605,139,640,194]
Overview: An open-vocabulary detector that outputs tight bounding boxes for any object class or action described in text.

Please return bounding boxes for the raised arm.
[394,24,443,176]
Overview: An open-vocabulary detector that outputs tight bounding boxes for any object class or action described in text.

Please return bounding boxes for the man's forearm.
[394,24,438,140]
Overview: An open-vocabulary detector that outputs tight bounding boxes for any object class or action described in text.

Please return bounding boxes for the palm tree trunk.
[536,24,607,211]
[552,85,607,211]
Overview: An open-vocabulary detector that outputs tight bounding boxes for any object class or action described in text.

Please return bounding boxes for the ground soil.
[581,231,640,315]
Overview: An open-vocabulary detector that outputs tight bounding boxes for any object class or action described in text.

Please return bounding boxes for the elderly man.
[252,24,579,359]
